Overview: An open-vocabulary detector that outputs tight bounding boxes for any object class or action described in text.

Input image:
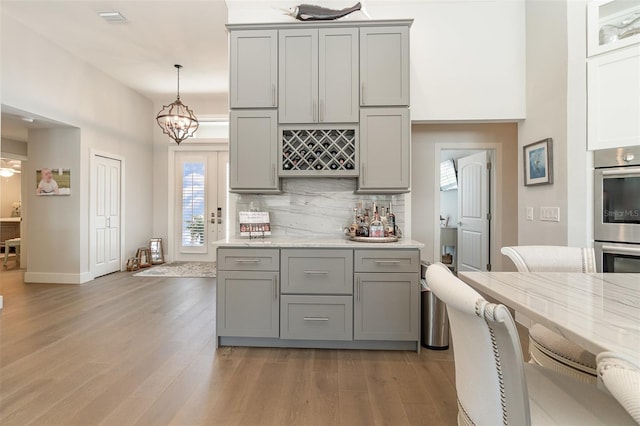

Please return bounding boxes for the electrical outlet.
[526,207,534,221]
[540,207,560,222]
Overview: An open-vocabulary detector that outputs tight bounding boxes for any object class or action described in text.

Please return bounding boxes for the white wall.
[226,0,526,122]
[2,15,154,283]
[411,123,518,271]
[518,0,591,247]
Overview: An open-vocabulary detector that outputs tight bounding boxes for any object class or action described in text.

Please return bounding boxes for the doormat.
[133,262,216,278]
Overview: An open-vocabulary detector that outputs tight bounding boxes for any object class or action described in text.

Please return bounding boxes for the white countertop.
[459,272,640,360]
[213,236,424,249]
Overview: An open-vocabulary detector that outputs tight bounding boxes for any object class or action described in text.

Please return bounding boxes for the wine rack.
[279,126,359,177]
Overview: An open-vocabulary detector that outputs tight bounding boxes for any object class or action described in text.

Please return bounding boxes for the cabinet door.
[217,271,279,337]
[354,273,419,341]
[360,26,410,106]
[358,107,410,192]
[587,46,640,150]
[319,28,359,123]
[229,110,279,192]
[230,30,278,108]
[279,29,318,123]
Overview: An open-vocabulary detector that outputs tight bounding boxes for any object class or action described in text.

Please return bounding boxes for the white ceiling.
[1,0,230,103]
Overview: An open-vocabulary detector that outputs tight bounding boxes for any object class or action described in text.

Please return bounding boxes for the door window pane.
[182,162,205,247]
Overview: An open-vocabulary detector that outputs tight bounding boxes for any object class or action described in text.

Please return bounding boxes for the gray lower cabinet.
[229,109,280,193]
[217,271,280,337]
[354,272,419,341]
[281,295,353,340]
[358,107,410,193]
[217,248,280,338]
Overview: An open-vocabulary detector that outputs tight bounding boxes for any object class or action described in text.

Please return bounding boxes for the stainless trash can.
[421,262,450,350]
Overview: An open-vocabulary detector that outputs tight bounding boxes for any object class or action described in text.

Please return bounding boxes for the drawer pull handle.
[235,259,261,263]
[303,317,329,322]
[303,270,329,275]
[374,260,401,264]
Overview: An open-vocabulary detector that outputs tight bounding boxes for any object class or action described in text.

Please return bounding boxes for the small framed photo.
[523,138,553,186]
[36,168,71,195]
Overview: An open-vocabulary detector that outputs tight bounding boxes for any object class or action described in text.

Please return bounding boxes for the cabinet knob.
[623,153,635,163]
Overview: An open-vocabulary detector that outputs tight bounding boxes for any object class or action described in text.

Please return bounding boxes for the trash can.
[421,262,450,350]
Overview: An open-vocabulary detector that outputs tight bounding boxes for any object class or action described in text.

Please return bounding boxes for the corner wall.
[411,123,519,271]
[1,15,154,282]
[518,0,569,246]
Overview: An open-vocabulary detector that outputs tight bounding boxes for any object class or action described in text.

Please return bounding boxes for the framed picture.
[523,138,553,186]
[36,168,71,195]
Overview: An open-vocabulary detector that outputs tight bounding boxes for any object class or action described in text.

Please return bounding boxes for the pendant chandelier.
[156,64,199,145]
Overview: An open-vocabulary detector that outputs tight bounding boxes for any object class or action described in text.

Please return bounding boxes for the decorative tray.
[349,236,399,243]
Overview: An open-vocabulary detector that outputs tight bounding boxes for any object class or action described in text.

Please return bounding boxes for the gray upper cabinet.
[279,28,359,124]
[360,26,410,107]
[230,30,278,108]
[358,107,410,193]
[229,110,280,192]
[279,29,318,123]
[319,28,359,123]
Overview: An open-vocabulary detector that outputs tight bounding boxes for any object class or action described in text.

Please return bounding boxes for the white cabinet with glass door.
[174,151,228,262]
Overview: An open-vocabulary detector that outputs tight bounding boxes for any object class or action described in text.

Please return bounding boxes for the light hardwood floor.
[0,269,461,426]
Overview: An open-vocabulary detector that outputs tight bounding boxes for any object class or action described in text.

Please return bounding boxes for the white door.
[457,151,491,272]
[93,155,121,277]
[174,151,228,262]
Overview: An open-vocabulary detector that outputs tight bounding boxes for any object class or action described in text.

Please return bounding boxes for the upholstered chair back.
[426,263,531,426]
[501,246,596,273]
[597,352,640,424]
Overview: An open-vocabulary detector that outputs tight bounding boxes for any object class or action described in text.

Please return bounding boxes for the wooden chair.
[597,352,640,424]
[425,263,635,425]
[501,245,598,384]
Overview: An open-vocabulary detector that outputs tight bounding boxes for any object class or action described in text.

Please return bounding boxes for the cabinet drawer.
[354,249,419,273]
[217,248,280,271]
[281,295,353,340]
[281,249,353,294]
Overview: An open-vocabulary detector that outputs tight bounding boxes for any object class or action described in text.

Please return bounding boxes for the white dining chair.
[425,263,635,426]
[597,352,640,424]
[501,245,598,384]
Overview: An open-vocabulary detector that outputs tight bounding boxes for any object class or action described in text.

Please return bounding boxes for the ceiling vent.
[98,11,127,23]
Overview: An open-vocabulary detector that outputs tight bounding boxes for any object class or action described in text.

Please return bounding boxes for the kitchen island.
[214,237,424,351]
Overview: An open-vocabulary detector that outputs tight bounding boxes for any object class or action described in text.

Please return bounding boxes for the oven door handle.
[601,245,640,256]
[601,167,640,176]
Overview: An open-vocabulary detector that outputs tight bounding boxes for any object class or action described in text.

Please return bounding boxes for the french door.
[93,155,122,277]
[174,151,228,261]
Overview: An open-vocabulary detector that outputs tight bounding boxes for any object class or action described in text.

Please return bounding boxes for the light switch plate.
[540,206,560,222]
[526,207,534,221]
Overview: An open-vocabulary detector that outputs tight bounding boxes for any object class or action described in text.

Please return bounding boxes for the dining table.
[458,272,640,361]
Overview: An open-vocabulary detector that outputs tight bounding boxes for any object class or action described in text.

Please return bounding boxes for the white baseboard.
[24,271,94,285]
[0,295,3,310]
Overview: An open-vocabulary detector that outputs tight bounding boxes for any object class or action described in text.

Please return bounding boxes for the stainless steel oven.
[594,146,640,272]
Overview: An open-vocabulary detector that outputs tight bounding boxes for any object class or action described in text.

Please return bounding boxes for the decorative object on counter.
[35,168,71,195]
[441,253,453,264]
[286,2,364,21]
[349,235,399,243]
[600,11,640,46]
[345,200,402,240]
[10,201,21,218]
[523,138,553,186]
[156,64,199,145]
[149,238,165,265]
[239,211,271,238]
[136,247,152,268]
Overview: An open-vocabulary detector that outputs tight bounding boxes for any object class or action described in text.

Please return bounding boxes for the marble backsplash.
[234,178,405,238]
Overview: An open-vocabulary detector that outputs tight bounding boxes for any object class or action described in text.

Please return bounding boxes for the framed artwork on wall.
[35,168,71,195]
[523,138,553,186]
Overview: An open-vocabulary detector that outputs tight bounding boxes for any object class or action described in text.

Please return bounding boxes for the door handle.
[313,99,317,122]
[272,164,276,185]
[235,259,261,263]
[319,100,324,122]
[361,83,365,104]
[303,317,329,322]
[374,260,401,264]
[274,275,279,300]
[457,222,462,226]
[356,276,360,301]
[272,84,276,107]
[304,270,329,275]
